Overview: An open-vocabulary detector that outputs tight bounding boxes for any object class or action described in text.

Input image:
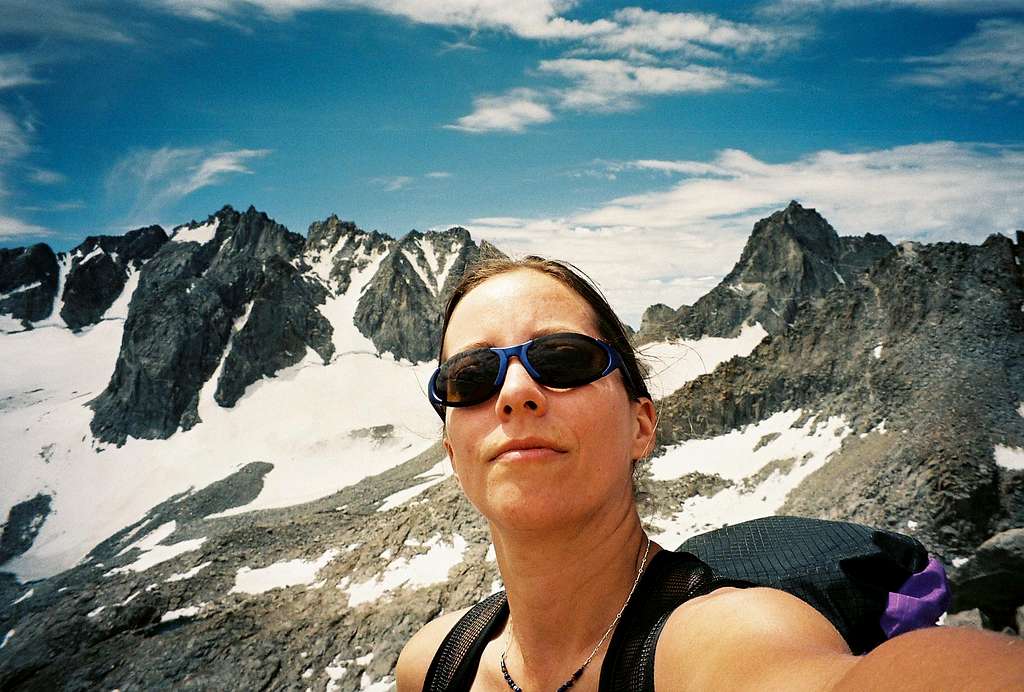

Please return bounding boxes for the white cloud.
[541,58,768,111]
[426,171,452,178]
[762,0,1024,13]
[585,8,791,57]
[450,142,1023,325]
[28,168,65,185]
[445,88,555,133]
[899,19,1024,100]
[0,0,133,43]
[371,175,414,192]
[0,54,42,91]
[0,214,52,239]
[144,0,615,39]
[105,146,270,222]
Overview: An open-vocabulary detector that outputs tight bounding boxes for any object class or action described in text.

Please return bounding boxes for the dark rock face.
[60,225,169,330]
[655,232,1024,557]
[305,215,391,294]
[89,206,332,444]
[949,528,1024,632]
[637,201,894,342]
[0,494,52,565]
[354,228,481,362]
[214,256,333,407]
[0,244,59,325]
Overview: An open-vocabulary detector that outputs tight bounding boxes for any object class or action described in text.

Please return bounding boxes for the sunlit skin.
[396,268,1024,692]
[439,268,654,536]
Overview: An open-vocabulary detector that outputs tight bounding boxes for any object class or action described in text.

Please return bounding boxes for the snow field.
[230,549,339,595]
[339,534,468,608]
[994,445,1024,471]
[0,256,441,580]
[376,457,452,512]
[646,410,850,548]
[640,322,767,399]
[105,520,207,576]
[170,218,219,245]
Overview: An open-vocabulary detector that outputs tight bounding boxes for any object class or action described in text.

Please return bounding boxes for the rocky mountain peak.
[638,202,893,343]
[353,226,483,362]
[304,216,392,294]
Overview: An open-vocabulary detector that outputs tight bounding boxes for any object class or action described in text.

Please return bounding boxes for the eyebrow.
[445,326,585,359]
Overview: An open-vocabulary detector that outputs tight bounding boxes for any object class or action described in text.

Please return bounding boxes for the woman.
[397,256,1023,691]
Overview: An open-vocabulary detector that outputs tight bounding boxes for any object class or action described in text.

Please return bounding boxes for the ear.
[629,398,657,462]
[442,434,464,490]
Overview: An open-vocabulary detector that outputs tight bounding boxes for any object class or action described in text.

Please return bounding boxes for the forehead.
[443,269,599,356]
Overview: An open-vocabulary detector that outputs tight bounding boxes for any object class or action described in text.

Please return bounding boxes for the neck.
[490,501,658,689]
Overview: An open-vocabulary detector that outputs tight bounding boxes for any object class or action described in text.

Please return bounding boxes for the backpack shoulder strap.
[423,590,508,692]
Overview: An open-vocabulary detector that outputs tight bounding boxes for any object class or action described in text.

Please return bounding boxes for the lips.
[489,437,567,462]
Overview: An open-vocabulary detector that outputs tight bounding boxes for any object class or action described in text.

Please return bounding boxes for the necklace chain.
[500,535,652,692]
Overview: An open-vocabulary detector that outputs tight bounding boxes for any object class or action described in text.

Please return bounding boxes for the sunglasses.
[428,332,628,418]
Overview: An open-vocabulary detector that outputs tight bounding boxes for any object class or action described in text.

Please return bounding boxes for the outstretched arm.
[656,586,1024,691]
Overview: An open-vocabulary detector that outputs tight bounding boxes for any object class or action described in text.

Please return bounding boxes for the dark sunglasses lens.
[437,349,500,405]
[527,334,609,387]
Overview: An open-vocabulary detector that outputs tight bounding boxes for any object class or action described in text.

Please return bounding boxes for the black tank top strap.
[423,590,509,692]
[422,551,746,691]
[598,549,749,691]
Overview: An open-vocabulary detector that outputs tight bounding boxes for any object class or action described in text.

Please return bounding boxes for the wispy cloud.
[456,142,1024,324]
[17,200,84,212]
[371,171,455,190]
[542,58,768,111]
[761,0,1024,13]
[142,0,615,39]
[27,168,65,185]
[446,88,555,133]
[0,54,43,91]
[133,1,789,133]
[370,175,414,192]
[447,60,768,132]
[0,214,52,239]
[583,8,792,58]
[105,146,270,223]
[899,19,1024,100]
[0,0,134,43]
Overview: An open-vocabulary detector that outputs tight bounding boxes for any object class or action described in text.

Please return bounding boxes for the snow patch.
[642,322,767,399]
[172,218,219,245]
[341,534,468,607]
[79,246,105,265]
[377,458,452,512]
[647,412,849,548]
[166,560,212,582]
[105,521,207,575]
[160,604,204,623]
[1,630,13,649]
[952,557,970,568]
[994,445,1024,471]
[0,281,42,302]
[230,549,338,595]
[907,520,918,529]
[832,268,846,285]
[10,588,33,605]
[87,605,105,618]
[873,343,883,359]
[102,267,141,321]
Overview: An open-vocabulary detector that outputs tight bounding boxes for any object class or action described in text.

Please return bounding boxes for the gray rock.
[60,225,168,330]
[305,215,391,294]
[637,201,894,342]
[0,244,59,326]
[89,206,320,444]
[354,227,481,362]
[0,494,51,566]
[949,528,1024,632]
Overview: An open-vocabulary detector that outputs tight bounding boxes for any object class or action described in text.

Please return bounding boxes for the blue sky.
[1,0,1021,320]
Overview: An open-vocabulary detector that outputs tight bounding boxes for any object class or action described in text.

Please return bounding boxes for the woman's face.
[441,269,655,532]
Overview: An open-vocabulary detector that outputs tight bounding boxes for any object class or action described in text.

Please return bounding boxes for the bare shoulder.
[654,586,854,691]
[395,606,473,692]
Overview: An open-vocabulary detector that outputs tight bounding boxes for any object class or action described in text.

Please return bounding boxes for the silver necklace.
[499,535,652,692]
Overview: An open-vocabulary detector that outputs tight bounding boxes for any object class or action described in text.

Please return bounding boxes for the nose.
[494,356,547,418]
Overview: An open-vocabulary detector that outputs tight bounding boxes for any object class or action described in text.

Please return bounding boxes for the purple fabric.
[881,556,952,639]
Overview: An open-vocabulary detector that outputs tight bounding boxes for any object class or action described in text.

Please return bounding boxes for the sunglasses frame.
[428,332,628,418]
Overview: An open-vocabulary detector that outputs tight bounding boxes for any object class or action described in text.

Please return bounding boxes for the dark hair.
[439,255,651,402]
